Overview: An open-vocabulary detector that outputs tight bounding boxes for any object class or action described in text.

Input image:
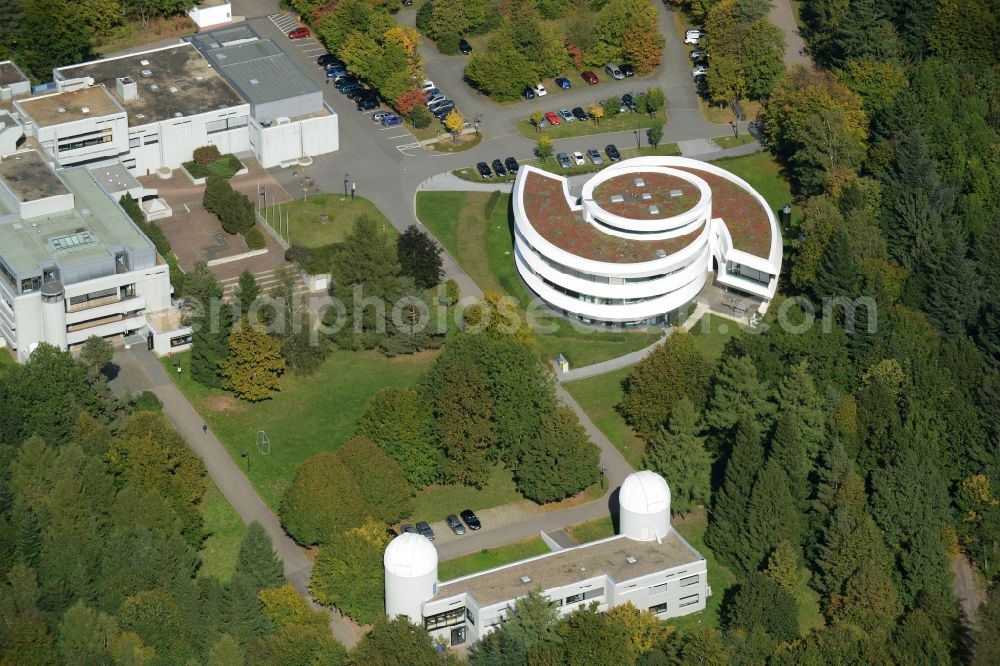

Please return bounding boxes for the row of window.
[557,588,603,607]
[649,594,700,615]
[648,575,699,596]
[726,261,770,286]
[424,607,465,632]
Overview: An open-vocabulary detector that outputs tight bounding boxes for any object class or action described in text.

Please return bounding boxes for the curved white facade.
[620,470,672,542]
[384,533,438,622]
[511,156,783,326]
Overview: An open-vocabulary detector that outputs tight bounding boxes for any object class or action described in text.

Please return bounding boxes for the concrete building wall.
[153,106,251,174]
[188,2,233,29]
[253,113,338,168]
[32,113,130,167]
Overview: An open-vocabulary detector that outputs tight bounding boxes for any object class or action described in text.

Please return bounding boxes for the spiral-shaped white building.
[511,156,783,326]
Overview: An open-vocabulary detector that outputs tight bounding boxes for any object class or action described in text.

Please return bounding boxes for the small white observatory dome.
[619,470,672,542]
[384,533,438,621]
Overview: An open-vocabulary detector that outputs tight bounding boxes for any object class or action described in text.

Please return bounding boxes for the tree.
[536,134,553,160]
[740,459,802,574]
[79,335,114,376]
[606,602,672,662]
[19,0,91,82]
[266,267,328,374]
[516,407,600,503]
[829,558,901,632]
[725,572,799,642]
[279,452,365,546]
[258,584,327,632]
[497,590,563,657]
[186,262,232,389]
[558,603,631,665]
[356,387,439,487]
[602,95,621,119]
[647,120,664,148]
[394,88,428,116]
[812,225,861,305]
[311,519,388,624]
[742,19,786,99]
[206,634,244,665]
[219,320,285,402]
[346,615,453,666]
[431,359,496,487]
[769,413,808,510]
[444,109,465,139]
[704,355,774,435]
[676,626,733,665]
[234,522,284,592]
[643,87,665,116]
[588,102,604,124]
[971,584,1000,666]
[619,329,713,440]
[222,574,270,647]
[337,436,413,524]
[531,108,544,129]
[764,540,803,593]
[644,398,710,515]
[397,225,443,289]
[119,589,194,663]
[56,601,120,665]
[774,361,825,467]
[234,269,261,319]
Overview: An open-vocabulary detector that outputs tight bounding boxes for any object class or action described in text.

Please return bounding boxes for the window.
[648,583,667,596]
[679,595,699,608]
[465,608,475,626]
[144,135,159,145]
[123,159,136,169]
[69,287,116,306]
[564,593,584,605]
[424,608,465,631]
[129,136,141,148]
[583,589,603,601]
[21,276,41,293]
[206,118,227,134]
[649,602,668,614]
[680,575,699,587]
[170,334,192,347]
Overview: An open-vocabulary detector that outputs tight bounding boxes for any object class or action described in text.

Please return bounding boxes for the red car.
[581,71,599,85]
[288,26,311,39]
[544,111,561,125]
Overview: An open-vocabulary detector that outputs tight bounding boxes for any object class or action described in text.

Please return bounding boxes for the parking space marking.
[384,134,410,140]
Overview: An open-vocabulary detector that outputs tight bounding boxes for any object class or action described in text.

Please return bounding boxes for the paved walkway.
[418,172,514,193]
[769,0,812,69]
[109,345,362,648]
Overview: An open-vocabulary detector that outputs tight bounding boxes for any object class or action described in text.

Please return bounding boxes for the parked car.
[572,151,585,165]
[317,54,341,67]
[420,80,435,90]
[692,65,708,79]
[340,83,365,96]
[572,106,588,121]
[446,515,466,535]
[401,524,418,534]
[555,77,571,89]
[690,49,707,61]
[684,29,705,45]
[492,159,507,177]
[621,93,635,111]
[428,99,452,113]
[459,38,473,55]
[335,77,359,90]
[356,96,379,111]
[605,63,624,80]
[432,102,455,117]
[426,94,446,107]
[693,74,707,86]
[425,87,443,98]
[544,111,561,125]
[504,156,519,173]
[381,114,403,126]
[534,83,548,96]
[523,86,536,100]
[587,148,603,164]
[347,87,371,100]
[416,521,435,541]
[559,108,574,123]
[606,144,621,161]
[581,70,599,85]
[620,63,635,77]
[288,26,310,39]
[325,67,347,79]
[476,162,492,179]
[373,111,391,122]
[460,509,482,530]
[557,152,572,169]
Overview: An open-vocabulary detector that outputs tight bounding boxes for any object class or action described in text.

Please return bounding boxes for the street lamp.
[474,113,481,136]
[730,121,738,138]
[241,449,250,472]
[343,173,349,198]
[633,129,640,151]
[600,463,607,490]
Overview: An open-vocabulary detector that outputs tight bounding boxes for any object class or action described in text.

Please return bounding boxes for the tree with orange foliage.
[394,88,428,115]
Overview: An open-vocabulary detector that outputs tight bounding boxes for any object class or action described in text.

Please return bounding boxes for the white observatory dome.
[384,533,438,622]
[619,470,671,541]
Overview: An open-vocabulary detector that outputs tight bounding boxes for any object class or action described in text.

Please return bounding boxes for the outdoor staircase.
[220,268,310,301]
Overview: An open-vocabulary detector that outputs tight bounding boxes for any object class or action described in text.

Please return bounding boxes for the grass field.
[687,314,741,361]
[562,367,645,468]
[163,348,436,509]
[416,191,662,367]
[198,479,246,583]
[411,464,522,524]
[263,194,396,249]
[711,152,801,234]
[516,108,667,140]
[438,537,550,581]
[183,154,244,180]
[567,515,616,543]
[712,134,758,149]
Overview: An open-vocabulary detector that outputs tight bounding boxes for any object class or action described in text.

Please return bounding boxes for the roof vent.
[58,107,66,113]
[195,76,204,81]
[626,556,637,565]
[173,112,183,117]
[641,192,652,200]
[649,205,659,215]
[149,84,159,91]
[634,178,645,187]
[669,189,683,198]
[140,69,153,78]
[81,106,90,113]
[169,86,178,93]
[136,113,146,119]
[519,575,531,584]
[140,59,150,66]
[610,194,624,203]
[655,249,667,258]
[249,78,259,86]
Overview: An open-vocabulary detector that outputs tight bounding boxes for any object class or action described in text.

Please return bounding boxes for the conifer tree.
[769,412,809,510]
[830,558,901,632]
[223,574,270,647]
[235,522,284,593]
[706,416,765,571]
[740,459,803,574]
[644,398,710,515]
[812,226,861,304]
[764,540,803,594]
[774,362,825,466]
[234,269,261,320]
[915,215,979,336]
[704,356,774,437]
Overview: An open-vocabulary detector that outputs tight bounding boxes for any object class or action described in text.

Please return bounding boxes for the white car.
[691,65,708,79]
[534,83,548,97]
[372,111,391,122]
[572,151,585,166]
[420,80,435,90]
[684,29,705,45]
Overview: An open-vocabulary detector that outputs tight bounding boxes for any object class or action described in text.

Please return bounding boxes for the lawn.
[410,464,522,524]
[163,348,437,509]
[516,109,667,140]
[182,154,244,180]
[664,514,735,631]
[567,515,615,544]
[0,349,16,376]
[688,314,741,361]
[562,367,646,468]
[438,537,550,581]
[198,478,247,583]
[416,191,662,367]
[430,133,482,152]
[262,194,396,249]
[95,15,195,56]
[712,134,758,149]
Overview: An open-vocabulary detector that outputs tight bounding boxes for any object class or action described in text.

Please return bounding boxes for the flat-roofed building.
[187,0,233,30]
[0,150,181,360]
[384,471,709,648]
[0,61,30,102]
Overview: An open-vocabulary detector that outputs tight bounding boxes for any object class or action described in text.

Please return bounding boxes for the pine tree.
[812,226,861,304]
[769,412,808,510]
[234,269,261,319]
[13,508,41,568]
[223,574,270,647]
[916,215,979,336]
[190,264,232,389]
[396,225,444,289]
[644,398,710,515]
[971,584,1000,666]
[706,416,765,571]
[774,361,825,467]
[764,540,803,593]
[704,356,774,436]
[235,522,284,593]
[808,438,852,556]
[740,459,803,575]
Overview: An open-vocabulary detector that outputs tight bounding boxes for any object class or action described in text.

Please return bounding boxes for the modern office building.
[0,149,185,360]
[511,156,783,327]
[384,471,709,647]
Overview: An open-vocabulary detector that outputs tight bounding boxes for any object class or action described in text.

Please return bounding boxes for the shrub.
[119,193,144,224]
[193,145,221,165]
[279,452,365,546]
[133,391,163,413]
[285,243,337,275]
[408,105,432,129]
[244,226,266,250]
[437,32,461,55]
[337,436,414,525]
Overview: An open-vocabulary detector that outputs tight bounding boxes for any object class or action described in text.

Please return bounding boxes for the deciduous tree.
[516,407,599,503]
[337,436,413,524]
[397,225,443,289]
[279,452,365,546]
[356,387,439,486]
[311,518,388,624]
[219,320,285,402]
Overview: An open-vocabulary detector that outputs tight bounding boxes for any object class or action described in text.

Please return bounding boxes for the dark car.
[555,77,571,89]
[581,70,599,85]
[381,114,403,126]
[606,143,621,161]
[335,77,359,90]
[446,514,466,535]
[557,152,572,169]
[571,106,588,121]
[504,156,519,173]
[693,74,707,86]
[346,87,370,100]
[459,38,473,55]
[621,93,635,111]
[620,63,635,77]
[492,159,507,177]
[522,86,536,100]
[401,524,418,534]
[317,54,341,67]
[325,67,347,79]
[476,162,492,179]
[416,521,435,541]
[432,102,455,118]
[356,96,379,111]
[460,509,482,530]
[340,84,365,97]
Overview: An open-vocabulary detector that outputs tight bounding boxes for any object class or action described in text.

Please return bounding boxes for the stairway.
[219,267,310,301]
